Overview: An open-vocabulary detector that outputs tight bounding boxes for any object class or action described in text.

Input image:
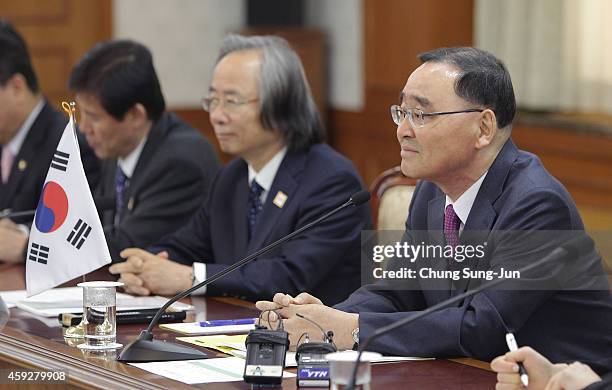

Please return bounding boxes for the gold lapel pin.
[273,191,288,208]
[18,159,27,171]
[127,197,135,211]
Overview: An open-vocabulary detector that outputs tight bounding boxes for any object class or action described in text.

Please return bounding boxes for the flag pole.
[62,102,86,285]
[60,100,87,338]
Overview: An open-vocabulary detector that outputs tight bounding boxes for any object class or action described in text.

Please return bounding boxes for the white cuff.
[17,224,30,236]
[191,262,207,295]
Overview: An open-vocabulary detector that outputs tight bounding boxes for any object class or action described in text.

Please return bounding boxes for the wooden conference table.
[0,264,496,389]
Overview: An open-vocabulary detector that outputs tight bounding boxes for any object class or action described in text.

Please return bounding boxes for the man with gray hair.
[110,34,371,305]
[256,47,612,366]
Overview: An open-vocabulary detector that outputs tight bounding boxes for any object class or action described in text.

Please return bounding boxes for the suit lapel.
[423,192,453,292]
[427,193,445,244]
[1,103,50,206]
[100,161,118,226]
[233,165,250,257]
[120,113,170,216]
[246,152,302,254]
[460,139,518,292]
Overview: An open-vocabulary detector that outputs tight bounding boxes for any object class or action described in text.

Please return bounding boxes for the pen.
[198,318,257,327]
[505,333,529,387]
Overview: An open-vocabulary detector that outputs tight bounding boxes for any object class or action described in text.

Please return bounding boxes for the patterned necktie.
[1,147,15,184]
[115,166,128,223]
[247,180,264,240]
[444,204,461,247]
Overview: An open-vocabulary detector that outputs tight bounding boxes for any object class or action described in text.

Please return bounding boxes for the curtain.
[475,0,612,114]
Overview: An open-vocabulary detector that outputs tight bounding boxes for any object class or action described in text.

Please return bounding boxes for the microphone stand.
[0,210,35,219]
[0,197,115,220]
[118,191,370,362]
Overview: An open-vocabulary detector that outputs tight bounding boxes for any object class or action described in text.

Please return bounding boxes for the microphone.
[118,190,371,362]
[0,197,116,220]
[345,233,595,390]
[0,209,35,219]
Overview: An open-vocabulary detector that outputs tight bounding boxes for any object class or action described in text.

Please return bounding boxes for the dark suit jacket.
[335,139,612,364]
[151,143,372,305]
[0,100,99,225]
[97,112,219,262]
[584,371,612,390]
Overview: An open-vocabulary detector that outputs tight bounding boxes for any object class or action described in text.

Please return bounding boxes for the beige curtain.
[475,0,612,114]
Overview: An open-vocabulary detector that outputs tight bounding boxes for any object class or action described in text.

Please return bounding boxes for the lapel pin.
[127,197,135,211]
[18,159,27,171]
[273,191,288,208]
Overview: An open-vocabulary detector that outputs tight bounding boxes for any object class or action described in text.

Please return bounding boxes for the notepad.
[0,288,192,317]
[129,357,296,385]
[177,334,247,358]
[160,321,255,335]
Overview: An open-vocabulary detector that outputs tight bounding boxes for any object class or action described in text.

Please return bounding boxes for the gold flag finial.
[61,101,76,121]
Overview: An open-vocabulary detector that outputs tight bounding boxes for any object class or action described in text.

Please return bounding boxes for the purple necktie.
[115,167,128,223]
[444,204,461,247]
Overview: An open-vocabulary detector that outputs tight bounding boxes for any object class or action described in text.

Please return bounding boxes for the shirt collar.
[117,135,148,179]
[6,99,44,156]
[247,147,288,194]
[444,171,488,226]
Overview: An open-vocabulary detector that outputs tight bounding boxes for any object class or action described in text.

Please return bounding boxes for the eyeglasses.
[390,105,484,128]
[201,95,259,112]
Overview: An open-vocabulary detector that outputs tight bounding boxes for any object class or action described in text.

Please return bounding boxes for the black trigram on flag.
[67,219,92,249]
[51,150,70,171]
[29,243,50,264]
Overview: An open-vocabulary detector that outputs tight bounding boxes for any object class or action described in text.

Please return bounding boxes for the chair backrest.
[370,166,417,230]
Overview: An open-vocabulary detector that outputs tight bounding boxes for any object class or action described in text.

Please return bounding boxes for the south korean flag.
[26,111,111,297]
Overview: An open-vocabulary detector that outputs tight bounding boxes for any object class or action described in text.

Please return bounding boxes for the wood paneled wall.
[332,0,474,186]
[1,0,112,108]
[9,0,610,227]
[512,125,612,210]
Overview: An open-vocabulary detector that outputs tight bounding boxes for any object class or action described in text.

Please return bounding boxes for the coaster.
[77,342,123,350]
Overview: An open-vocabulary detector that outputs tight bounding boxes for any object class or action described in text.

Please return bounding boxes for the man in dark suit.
[0,20,99,264]
[110,35,370,305]
[69,40,219,262]
[256,47,612,364]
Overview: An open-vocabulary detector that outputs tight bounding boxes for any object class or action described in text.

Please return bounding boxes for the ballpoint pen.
[198,318,257,327]
[505,332,529,387]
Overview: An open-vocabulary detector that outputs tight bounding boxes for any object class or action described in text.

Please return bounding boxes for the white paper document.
[284,351,433,367]
[174,335,433,368]
[129,357,296,385]
[0,287,192,317]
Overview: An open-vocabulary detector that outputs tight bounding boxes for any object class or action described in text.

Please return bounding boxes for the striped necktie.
[115,167,128,223]
[247,180,264,240]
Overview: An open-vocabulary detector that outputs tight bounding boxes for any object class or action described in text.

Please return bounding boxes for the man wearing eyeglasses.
[70,40,220,262]
[110,34,370,305]
[256,47,612,365]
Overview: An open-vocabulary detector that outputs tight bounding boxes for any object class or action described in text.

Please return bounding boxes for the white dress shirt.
[117,135,148,179]
[3,99,44,236]
[444,171,488,234]
[4,99,44,158]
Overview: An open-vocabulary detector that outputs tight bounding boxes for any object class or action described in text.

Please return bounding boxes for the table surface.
[0,264,496,389]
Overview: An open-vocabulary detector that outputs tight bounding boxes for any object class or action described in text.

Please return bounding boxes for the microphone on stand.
[345,233,596,390]
[0,196,116,220]
[118,190,371,362]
